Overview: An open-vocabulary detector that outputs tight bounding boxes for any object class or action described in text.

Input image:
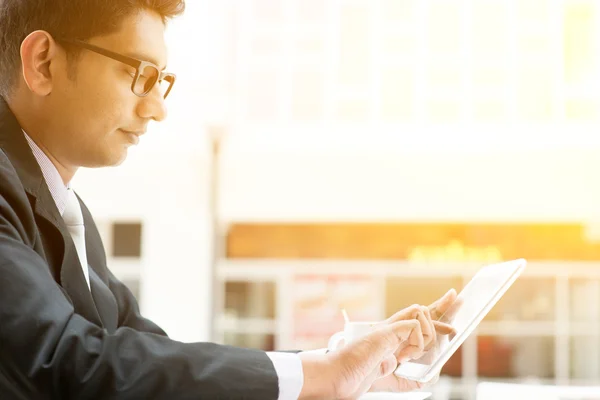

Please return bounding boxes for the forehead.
[91,10,168,69]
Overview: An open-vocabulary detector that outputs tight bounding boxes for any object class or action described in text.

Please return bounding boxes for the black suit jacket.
[0,98,279,400]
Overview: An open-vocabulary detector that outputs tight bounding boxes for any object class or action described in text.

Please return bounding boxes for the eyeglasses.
[56,38,176,99]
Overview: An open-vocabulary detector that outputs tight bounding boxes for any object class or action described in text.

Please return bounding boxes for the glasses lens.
[133,65,159,96]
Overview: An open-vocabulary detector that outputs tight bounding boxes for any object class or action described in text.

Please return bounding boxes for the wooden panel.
[226,223,600,260]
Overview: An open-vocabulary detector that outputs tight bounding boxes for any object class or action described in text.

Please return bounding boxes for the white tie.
[63,188,91,290]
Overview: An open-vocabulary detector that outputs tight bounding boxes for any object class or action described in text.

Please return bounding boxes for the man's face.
[45,10,169,168]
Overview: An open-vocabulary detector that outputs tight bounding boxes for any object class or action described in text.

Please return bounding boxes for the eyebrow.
[125,51,167,71]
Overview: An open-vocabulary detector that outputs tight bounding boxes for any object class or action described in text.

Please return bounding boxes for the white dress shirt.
[22,131,311,399]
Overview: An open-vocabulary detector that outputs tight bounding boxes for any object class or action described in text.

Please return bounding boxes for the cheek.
[62,64,136,142]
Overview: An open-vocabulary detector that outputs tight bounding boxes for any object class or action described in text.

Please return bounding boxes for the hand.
[298,319,425,400]
[429,288,461,341]
[368,289,459,393]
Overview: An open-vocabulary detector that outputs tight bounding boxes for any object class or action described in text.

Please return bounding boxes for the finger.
[384,304,421,325]
[444,295,463,322]
[429,289,457,318]
[391,319,422,344]
[395,342,424,364]
[393,321,424,363]
[387,304,431,344]
[448,294,464,318]
[412,306,432,351]
[404,319,424,357]
[433,320,456,335]
[379,354,398,378]
[449,331,457,342]
[421,306,436,351]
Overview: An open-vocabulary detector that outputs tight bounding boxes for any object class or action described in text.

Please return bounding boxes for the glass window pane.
[518,0,550,23]
[483,336,554,379]
[484,277,555,321]
[428,67,461,93]
[518,34,550,56]
[571,336,600,381]
[292,70,324,120]
[443,337,555,379]
[473,68,506,88]
[252,36,282,57]
[297,0,326,23]
[564,2,596,85]
[472,2,507,60]
[382,0,416,23]
[385,277,464,317]
[566,100,598,121]
[336,99,369,122]
[223,333,275,351]
[252,0,283,23]
[296,36,324,57]
[291,275,380,350]
[225,281,276,319]
[427,100,461,122]
[247,69,279,121]
[474,101,506,121]
[381,68,415,121]
[383,34,417,58]
[570,278,600,322]
[517,67,552,120]
[339,5,369,86]
[428,2,461,54]
[112,222,142,258]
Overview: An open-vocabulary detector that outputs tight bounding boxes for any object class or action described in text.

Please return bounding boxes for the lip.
[120,129,143,145]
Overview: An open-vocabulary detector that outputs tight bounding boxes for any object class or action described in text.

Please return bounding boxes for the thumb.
[343,320,419,378]
[379,354,398,378]
[338,354,398,400]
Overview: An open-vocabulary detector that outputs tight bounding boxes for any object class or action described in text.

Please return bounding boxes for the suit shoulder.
[0,148,31,210]
[0,148,24,191]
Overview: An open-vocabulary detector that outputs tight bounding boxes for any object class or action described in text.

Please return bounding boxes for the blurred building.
[73,1,600,399]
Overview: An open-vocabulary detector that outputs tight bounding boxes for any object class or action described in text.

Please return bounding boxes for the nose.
[136,89,168,122]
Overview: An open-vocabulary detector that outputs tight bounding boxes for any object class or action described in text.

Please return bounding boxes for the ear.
[20,30,60,96]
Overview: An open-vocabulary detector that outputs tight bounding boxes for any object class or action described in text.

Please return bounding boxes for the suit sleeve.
[0,154,280,400]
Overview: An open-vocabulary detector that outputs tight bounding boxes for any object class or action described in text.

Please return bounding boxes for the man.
[0,0,457,398]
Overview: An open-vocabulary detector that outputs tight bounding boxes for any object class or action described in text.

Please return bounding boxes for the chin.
[110,150,129,166]
[95,148,129,168]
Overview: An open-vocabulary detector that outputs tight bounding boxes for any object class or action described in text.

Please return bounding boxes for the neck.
[7,95,77,185]
[29,134,77,185]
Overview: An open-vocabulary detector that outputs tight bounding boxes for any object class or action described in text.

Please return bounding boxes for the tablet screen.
[395,259,526,380]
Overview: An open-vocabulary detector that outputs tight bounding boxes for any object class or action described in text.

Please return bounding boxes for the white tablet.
[394,258,527,383]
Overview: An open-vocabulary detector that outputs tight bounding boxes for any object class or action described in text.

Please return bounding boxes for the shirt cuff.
[266,352,304,400]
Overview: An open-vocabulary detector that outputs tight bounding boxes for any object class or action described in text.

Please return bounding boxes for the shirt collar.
[22,131,70,215]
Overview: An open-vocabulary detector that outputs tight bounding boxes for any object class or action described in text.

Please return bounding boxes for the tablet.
[394,258,527,383]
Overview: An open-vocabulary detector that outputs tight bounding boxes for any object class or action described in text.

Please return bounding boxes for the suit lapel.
[89,269,118,333]
[0,98,104,328]
[81,197,119,331]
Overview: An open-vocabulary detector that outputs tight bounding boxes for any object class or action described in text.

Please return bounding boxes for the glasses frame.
[56,38,176,99]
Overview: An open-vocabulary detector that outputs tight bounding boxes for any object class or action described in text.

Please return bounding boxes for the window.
[112,222,142,258]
